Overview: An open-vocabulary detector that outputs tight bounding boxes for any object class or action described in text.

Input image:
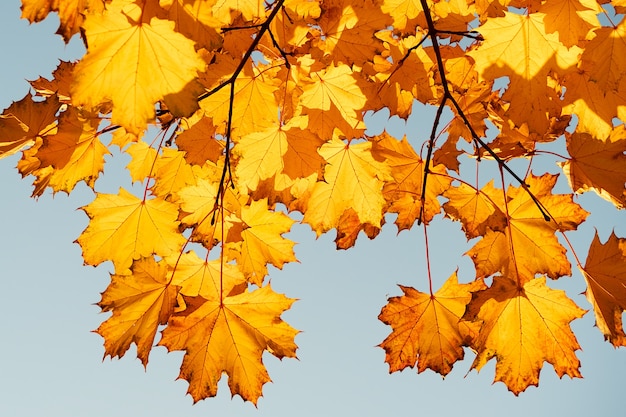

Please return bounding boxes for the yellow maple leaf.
[562,67,624,139]
[299,63,367,138]
[380,0,422,31]
[303,136,390,235]
[200,64,280,138]
[581,19,626,93]
[151,148,200,197]
[176,175,246,247]
[234,120,325,193]
[159,285,298,404]
[77,188,186,270]
[71,2,205,134]
[467,174,588,282]
[539,0,600,47]
[469,12,580,134]
[464,276,586,395]
[378,273,485,376]
[226,198,297,285]
[580,231,626,347]
[161,0,223,51]
[560,127,626,208]
[96,256,180,366]
[167,250,247,299]
[126,141,158,183]
[235,124,290,193]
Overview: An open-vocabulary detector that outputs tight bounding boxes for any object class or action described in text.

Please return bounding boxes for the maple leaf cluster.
[2,0,626,402]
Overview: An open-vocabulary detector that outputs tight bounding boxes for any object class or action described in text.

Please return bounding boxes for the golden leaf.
[77,188,186,270]
[303,136,390,235]
[96,256,180,366]
[159,285,298,404]
[561,126,626,208]
[71,3,205,133]
[464,276,586,395]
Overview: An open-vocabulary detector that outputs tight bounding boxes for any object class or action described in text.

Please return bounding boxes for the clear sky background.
[1,1,626,416]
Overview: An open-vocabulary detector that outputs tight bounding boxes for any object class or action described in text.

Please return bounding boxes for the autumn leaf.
[199,63,280,138]
[175,115,224,166]
[539,0,600,47]
[580,20,626,92]
[464,276,586,395]
[96,256,180,366]
[299,63,367,138]
[580,231,626,346]
[71,1,205,133]
[76,188,186,270]
[303,136,390,235]
[159,285,298,404]
[33,107,109,195]
[161,0,223,51]
[371,132,451,229]
[466,174,588,282]
[29,60,75,103]
[226,198,297,285]
[0,94,59,159]
[167,250,247,299]
[314,0,390,66]
[443,180,507,239]
[469,12,580,134]
[560,127,626,208]
[378,273,485,376]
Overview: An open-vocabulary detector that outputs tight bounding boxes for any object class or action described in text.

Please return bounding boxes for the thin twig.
[416,0,550,223]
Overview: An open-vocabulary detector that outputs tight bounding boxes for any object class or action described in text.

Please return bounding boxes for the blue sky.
[1,1,626,416]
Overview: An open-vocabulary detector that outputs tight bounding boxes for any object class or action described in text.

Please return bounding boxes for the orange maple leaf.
[539,0,600,47]
[96,256,180,366]
[464,276,586,395]
[32,107,109,195]
[378,273,485,376]
[560,127,626,208]
[159,285,298,404]
[175,116,224,166]
[0,94,59,159]
[443,180,507,239]
[580,231,626,347]
[372,132,451,229]
[580,20,626,93]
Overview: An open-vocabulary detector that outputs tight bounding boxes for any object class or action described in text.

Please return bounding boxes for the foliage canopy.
[2,0,626,404]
